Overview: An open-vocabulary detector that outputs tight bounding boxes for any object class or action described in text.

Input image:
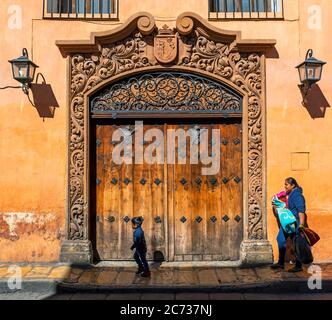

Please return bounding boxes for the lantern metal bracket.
[0,85,21,90]
[306,49,313,61]
[300,50,314,95]
[0,83,34,107]
[298,82,311,99]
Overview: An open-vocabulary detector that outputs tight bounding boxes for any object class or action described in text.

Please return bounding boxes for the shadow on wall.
[266,47,280,59]
[30,73,59,120]
[298,84,330,119]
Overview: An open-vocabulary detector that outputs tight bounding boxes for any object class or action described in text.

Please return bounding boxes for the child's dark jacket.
[131,226,147,252]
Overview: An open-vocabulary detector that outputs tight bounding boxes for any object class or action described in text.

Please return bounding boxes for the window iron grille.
[43,0,118,20]
[208,0,284,20]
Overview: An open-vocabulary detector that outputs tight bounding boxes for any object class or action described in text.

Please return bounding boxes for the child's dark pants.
[134,249,149,272]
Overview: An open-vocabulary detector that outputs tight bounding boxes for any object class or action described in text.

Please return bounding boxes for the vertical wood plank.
[118,124,134,260]
[163,123,169,261]
[149,124,166,260]
[205,123,222,255]
[96,124,105,258]
[167,123,175,261]
[104,124,118,259]
[191,123,205,255]
[173,124,192,255]
[220,122,231,260]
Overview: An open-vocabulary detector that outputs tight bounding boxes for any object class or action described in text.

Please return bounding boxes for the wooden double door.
[93,118,243,261]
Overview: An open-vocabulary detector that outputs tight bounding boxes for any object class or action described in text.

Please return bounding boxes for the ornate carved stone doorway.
[56,12,276,265]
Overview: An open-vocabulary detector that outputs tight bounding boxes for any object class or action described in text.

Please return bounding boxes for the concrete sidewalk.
[0,263,331,296]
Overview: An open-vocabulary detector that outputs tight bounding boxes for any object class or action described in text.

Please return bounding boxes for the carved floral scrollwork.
[181,35,236,78]
[67,18,265,241]
[96,35,151,79]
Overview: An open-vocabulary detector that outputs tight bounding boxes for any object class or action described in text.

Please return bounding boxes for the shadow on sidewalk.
[41,263,332,300]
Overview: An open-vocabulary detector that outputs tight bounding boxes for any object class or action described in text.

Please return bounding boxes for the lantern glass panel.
[306,63,322,81]
[12,62,29,82]
[29,64,36,82]
[298,64,306,83]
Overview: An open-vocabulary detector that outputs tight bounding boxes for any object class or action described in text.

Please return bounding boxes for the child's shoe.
[140,271,151,278]
[135,266,144,275]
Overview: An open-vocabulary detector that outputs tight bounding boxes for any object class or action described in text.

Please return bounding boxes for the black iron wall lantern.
[8,48,39,94]
[296,49,326,91]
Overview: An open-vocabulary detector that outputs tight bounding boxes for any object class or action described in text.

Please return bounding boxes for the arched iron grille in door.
[90,72,242,115]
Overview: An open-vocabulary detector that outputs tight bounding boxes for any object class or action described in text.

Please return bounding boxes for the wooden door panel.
[171,124,192,257]
[95,119,242,261]
[118,125,134,260]
[96,124,133,260]
[149,126,166,259]
[171,120,243,261]
[96,123,166,261]
[190,124,205,257]
[133,124,166,260]
[221,122,243,260]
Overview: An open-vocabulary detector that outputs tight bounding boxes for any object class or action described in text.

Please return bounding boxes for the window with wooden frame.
[43,0,118,19]
[208,0,284,20]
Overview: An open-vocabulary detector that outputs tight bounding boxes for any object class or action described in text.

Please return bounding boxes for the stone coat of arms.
[154,25,178,64]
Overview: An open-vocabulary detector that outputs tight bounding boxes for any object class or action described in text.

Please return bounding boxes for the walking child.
[130,216,151,277]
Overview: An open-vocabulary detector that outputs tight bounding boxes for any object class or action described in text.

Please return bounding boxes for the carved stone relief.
[65,13,268,243]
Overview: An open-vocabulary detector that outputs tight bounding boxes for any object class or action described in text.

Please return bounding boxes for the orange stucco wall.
[0,0,331,262]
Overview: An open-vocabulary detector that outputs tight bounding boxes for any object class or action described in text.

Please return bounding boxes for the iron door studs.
[123,178,131,185]
[234,176,242,184]
[180,216,187,223]
[195,216,203,223]
[233,138,241,145]
[222,139,228,145]
[123,216,130,223]
[235,215,242,223]
[106,216,115,223]
[154,216,162,223]
[210,177,218,186]
[210,216,217,223]
[180,178,187,186]
[222,177,229,184]
[195,177,202,186]
[222,215,230,222]
[154,178,162,186]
